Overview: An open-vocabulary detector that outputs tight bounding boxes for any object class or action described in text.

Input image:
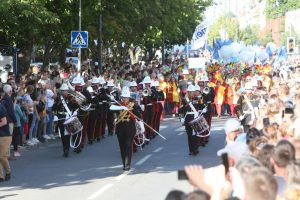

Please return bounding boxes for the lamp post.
[97,0,102,73]
[78,0,82,71]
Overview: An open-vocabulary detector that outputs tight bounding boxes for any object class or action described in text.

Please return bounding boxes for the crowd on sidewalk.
[166,67,300,199]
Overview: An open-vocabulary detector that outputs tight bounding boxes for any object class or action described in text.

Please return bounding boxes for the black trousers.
[12,126,20,151]
[185,125,198,154]
[87,110,97,141]
[144,105,153,139]
[107,111,115,135]
[58,115,70,153]
[116,121,136,169]
[154,103,163,132]
[95,106,107,139]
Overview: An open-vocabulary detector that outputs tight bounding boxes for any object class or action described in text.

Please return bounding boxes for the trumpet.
[203,87,210,95]
[66,81,91,111]
[142,88,151,96]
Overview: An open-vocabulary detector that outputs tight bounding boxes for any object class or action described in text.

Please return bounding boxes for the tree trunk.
[18,41,33,74]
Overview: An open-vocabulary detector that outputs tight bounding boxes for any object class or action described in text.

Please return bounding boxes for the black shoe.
[96,137,100,142]
[63,150,69,157]
[0,178,4,182]
[88,140,93,145]
[74,149,82,154]
[123,166,130,171]
[5,173,11,181]
[192,151,199,156]
[189,152,193,155]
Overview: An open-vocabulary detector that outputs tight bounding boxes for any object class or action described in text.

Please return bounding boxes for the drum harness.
[182,101,210,137]
[60,96,82,149]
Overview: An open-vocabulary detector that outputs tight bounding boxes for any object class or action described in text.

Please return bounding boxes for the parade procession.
[2,0,300,200]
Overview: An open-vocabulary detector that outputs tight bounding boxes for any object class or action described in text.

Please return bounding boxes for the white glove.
[140,105,145,111]
[138,121,145,133]
[121,106,128,110]
[109,95,115,100]
[180,118,185,125]
[202,107,207,114]
[72,110,78,117]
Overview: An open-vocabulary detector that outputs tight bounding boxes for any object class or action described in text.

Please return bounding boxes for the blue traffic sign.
[71,31,88,48]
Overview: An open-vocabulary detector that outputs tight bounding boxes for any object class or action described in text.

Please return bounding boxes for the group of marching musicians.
[179,81,215,156]
[52,75,165,170]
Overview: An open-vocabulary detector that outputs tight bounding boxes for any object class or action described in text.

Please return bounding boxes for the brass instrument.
[115,102,135,125]
[66,80,91,111]
[142,88,151,96]
[203,87,210,95]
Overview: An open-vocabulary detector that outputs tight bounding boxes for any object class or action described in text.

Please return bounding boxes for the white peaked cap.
[72,77,82,84]
[187,84,195,92]
[202,76,209,81]
[224,118,241,134]
[130,81,138,87]
[120,86,131,98]
[143,76,152,84]
[92,77,100,84]
[153,81,160,87]
[194,85,201,91]
[99,77,106,85]
[60,83,69,91]
[87,86,94,93]
[107,80,114,87]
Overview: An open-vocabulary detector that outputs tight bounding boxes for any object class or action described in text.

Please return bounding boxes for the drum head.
[64,117,75,125]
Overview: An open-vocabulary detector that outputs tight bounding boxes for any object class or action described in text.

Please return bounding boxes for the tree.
[265,0,300,19]
[239,25,259,45]
[260,29,274,46]
[208,14,238,44]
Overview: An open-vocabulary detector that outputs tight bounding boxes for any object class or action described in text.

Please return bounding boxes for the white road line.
[175,126,184,132]
[153,147,163,153]
[136,154,152,166]
[114,173,127,181]
[177,132,185,136]
[160,125,167,130]
[87,183,114,200]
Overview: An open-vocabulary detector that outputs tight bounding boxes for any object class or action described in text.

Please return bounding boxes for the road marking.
[87,183,114,200]
[136,154,152,166]
[211,127,224,131]
[175,126,184,132]
[160,125,167,130]
[108,165,123,169]
[177,132,185,136]
[153,147,163,153]
[114,173,127,181]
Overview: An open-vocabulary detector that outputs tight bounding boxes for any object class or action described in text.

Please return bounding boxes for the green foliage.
[239,25,259,45]
[208,14,238,43]
[0,0,212,69]
[265,0,300,19]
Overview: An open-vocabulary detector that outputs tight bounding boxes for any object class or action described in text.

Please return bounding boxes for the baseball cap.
[224,118,241,134]
[217,141,250,161]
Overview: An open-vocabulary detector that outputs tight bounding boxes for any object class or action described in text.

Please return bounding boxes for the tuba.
[66,81,91,111]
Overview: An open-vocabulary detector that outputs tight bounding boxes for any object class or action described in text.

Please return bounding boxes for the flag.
[191,20,208,50]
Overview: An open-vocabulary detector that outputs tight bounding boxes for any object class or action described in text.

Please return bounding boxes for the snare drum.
[189,115,209,135]
[64,117,83,135]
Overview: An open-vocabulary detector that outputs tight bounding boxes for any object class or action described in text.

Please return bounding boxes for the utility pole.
[78,0,82,71]
[97,5,102,74]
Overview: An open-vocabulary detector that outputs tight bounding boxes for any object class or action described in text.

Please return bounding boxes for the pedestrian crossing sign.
[71,31,88,48]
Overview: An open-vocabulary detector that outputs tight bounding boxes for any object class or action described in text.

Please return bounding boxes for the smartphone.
[177,170,188,180]
[285,107,294,115]
[221,153,229,175]
[263,118,270,127]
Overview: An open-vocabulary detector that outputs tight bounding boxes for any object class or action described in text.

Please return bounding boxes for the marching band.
[53,73,214,169]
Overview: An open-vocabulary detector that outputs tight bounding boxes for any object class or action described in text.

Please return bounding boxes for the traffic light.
[287,37,295,54]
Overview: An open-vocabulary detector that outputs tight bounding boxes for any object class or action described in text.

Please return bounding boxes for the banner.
[188,57,206,69]
[191,21,208,50]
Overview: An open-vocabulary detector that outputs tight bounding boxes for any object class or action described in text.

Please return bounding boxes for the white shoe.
[33,138,40,143]
[26,140,35,146]
[43,135,51,140]
[14,151,21,157]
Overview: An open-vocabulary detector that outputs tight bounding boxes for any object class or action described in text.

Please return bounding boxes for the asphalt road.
[0,117,227,200]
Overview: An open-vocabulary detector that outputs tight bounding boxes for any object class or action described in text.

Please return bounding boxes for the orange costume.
[214,85,225,117]
[165,80,180,115]
[227,85,239,116]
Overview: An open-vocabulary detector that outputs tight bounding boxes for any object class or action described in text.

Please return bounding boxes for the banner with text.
[191,21,208,50]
